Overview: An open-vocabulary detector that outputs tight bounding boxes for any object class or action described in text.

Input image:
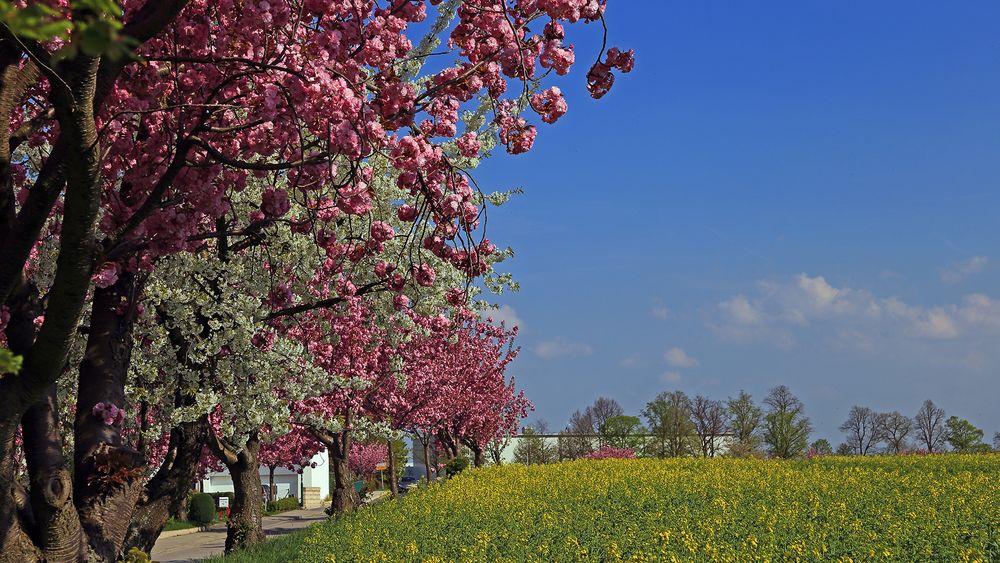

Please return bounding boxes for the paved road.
[150,507,328,563]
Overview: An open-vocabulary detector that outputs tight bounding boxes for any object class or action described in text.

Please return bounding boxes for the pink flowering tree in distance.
[424,316,529,468]
[287,298,390,514]
[257,426,323,506]
[384,311,530,480]
[0,1,632,560]
[348,442,389,477]
[582,446,636,460]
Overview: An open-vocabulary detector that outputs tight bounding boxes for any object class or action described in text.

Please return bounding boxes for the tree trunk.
[74,274,146,562]
[225,456,265,553]
[21,385,85,562]
[0,8,191,560]
[327,431,359,515]
[205,430,265,554]
[0,412,42,563]
[0,278,44,561]
[268,466,277,506]
[471,445,485,468]
[309,426,359,516]
[386,439,398,497]
[122,417,206,555]
[422,440,432,483]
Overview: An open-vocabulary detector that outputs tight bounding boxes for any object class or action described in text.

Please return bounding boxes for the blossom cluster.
[349,443,389,475]
[92,402,126,426]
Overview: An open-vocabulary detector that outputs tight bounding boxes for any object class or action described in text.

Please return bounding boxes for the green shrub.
[188,493,216,524]
[267,496,299,513]
[122,547,151,563]
[445,456,469,477]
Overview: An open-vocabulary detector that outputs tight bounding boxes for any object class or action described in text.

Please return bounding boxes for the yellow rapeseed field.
[297,456,1000,562]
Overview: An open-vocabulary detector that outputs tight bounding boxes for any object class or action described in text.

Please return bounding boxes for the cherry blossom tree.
[386,311,529,474]
[258,426,323,505]
[348,442,389,477]
[582,446,635,460]
[287,297,403,515]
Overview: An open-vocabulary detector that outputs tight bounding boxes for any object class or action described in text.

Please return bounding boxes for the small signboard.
[218,497,230,508]
[375,462,389,471]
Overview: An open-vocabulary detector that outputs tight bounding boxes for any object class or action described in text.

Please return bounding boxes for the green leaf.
[1,2,73,41]
[0,348,23,376]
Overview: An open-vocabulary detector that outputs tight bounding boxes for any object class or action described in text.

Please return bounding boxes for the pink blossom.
[446,288,466,306]
[478,239,497,256]
[582,446,636,460]
[531,87,568,124]
[456,132,481,158]
[349,443,388,475]
[336,276,357,297]
[92,402,126,426]
[369,221,395,243]
[412,263,436,287]
[261,187,291,217]
[337,183,373,215]
[587,47,636,99]
[374,261,395,278]
[92,262,120,289]
[397,204,419,222]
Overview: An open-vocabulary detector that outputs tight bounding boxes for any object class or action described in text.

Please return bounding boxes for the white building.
[200,449,330,508]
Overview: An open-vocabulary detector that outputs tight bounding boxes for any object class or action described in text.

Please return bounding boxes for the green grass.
[201,527,316,563]
[162,518,199,532]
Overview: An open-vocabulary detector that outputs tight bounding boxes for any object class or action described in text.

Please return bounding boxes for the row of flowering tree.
[0,0,632,560]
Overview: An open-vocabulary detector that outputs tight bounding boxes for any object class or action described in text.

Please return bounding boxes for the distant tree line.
[513,388,998,464]
[837,399,993,455]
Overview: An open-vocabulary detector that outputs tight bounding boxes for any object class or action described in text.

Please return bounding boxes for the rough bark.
[0,5,191,559]
[122,417,206,555]
[74,274,147,562]
[0,416,41,563]
[329,446,357,515]
[0,273,44,562]
[225,457,265,553]
[436,430,460,460]
[206,432,265,553]
[21,386,85,562]
[311,428,359,516]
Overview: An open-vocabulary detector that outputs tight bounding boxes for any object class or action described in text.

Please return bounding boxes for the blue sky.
[474,2,1000,443]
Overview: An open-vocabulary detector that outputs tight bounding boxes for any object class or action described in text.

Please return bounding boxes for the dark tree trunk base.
[223,452,265,554]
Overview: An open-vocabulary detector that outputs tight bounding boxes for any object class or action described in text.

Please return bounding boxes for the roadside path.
[150,507,327,563]
[151,491,391,562]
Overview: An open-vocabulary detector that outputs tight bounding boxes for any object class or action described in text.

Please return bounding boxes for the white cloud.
[485,305,524,329]
[650,299,670,320]
[910,309,959,339]
[660,371,683,383]
[719,295,762,325]
[763,273,863,323]
[664,347,698,368]
[533,338,593,360]
[713,272,1000,347]
[956,293,1000,329]
[941,256,988,284]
